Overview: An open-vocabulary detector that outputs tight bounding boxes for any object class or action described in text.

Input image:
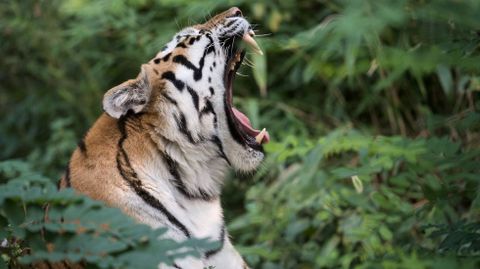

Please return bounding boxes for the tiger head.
[102,7,269,173]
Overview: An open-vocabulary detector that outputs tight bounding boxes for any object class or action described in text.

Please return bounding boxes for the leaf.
[379,226,393,241]
[251,43,267,97]
[3,199,25,226]
[351,175,364,194]
[436,64,453,95]
[268,9,282,32]
[285,219,310,241]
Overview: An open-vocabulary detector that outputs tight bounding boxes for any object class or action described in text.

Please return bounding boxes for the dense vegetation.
[1,0,479,268]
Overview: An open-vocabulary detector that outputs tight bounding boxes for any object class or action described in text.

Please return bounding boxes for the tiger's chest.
[124,151,225,241]
[178,199,224,239]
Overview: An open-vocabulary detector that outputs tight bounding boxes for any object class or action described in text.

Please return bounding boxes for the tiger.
[56,7,269,269]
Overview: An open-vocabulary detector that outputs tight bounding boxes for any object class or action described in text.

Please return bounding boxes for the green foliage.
[229,129,480,268]
[1,0,479,268]
[0,161,214,268]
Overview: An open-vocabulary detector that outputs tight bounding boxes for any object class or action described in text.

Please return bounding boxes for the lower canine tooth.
[255,128,267,144]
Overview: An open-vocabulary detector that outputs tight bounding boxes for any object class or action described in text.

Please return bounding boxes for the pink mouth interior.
[232,107,270,144]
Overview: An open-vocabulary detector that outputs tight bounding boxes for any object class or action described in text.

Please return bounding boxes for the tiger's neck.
[127,111,230,202]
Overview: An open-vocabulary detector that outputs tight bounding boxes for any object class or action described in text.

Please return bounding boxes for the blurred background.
[1,0,480,268]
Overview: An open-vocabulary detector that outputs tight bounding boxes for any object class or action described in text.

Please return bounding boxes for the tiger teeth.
[242,33,263,55]
[255,128,267,144]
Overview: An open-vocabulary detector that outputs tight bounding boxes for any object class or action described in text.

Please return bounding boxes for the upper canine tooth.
[242,33,263,55]
[255,128,267,144]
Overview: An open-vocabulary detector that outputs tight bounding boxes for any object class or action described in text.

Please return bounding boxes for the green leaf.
[351,175,364,194]
[3,199,24,226]
[251,43,267,97]
[436,65,453,95]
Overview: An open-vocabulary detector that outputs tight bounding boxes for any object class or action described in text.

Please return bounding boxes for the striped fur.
[57,7,264,269]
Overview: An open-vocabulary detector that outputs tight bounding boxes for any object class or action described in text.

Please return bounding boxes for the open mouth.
[223,31,270,150]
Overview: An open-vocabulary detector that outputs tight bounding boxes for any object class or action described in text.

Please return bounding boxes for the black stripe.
[163,52,172,61]
[162,153,181,181]
[172,55,203,81]
[199,100,227,163]
[173,264,182,269]
[162,152,215,201]
[200,100,215,117]
[200,99,218,130]
[154,52,171,64]
[225,19,237,28]
[162,72,185,91]
[78,137,87,155]
[186,86,199,111]
[116,115,191,238]
[176,42,187,48]
[211,135,231,165]
[203,103,222,171]
[161,92,178,106]
[64,162,71,188]
[209,86,214,95]
[173,112,197,144]
[227,23,241,37]
[172,38,214,81]
[144,135,212,202]
[205,225,226,258]
[205,35,215,54]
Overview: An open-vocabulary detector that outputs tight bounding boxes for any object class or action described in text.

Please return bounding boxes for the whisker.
[253,33,272,37]
[229,36,236,56]
[246,52,262,56]
[175,18,181,30]
[242,61,255,68]
[243,57,255,68]
[189,17,200,25]
[236,72,249,77]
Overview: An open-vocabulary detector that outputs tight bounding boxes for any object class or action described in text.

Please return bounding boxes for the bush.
[229,129,480,268]
[1,0,479,268]
[0,161,214,268]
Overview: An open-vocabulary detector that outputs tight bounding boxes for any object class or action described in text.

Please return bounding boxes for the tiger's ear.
[103,64,152,119]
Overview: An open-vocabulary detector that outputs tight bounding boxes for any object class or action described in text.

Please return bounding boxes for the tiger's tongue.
[232,108,270,144]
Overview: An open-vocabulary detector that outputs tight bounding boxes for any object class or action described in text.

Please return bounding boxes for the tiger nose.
[228,7,243,17]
